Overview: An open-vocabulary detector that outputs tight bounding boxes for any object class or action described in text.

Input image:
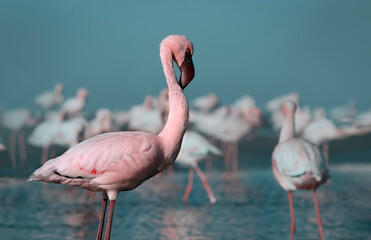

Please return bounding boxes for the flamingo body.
[272,138,328,191]
[176,131,222,168]
[31,131,165,195]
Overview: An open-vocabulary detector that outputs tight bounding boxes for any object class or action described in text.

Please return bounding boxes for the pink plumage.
[28,35,195,240]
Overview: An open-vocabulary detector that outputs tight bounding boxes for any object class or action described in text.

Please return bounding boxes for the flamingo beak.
[179,51,195,89]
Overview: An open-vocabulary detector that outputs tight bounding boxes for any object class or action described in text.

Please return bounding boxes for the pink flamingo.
[61,88,88,118]
[175,130,221,204]
[272,101,329,240]
[35,83,64,110]
[83,108,112,204]
[28,35,195,240]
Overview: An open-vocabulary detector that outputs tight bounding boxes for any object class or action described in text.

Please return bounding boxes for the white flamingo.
[175,130,221,204]
[272,101,329,240]
[61,88,88,118]
[35,83,64,110]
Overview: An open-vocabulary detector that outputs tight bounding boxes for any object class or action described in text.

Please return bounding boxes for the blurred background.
[1,0,370,111]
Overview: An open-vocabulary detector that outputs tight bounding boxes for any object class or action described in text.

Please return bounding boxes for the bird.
[35,83,64,110]
[27,111,65,165]
[85,108,112,139]
[52,117,88,149]
[28,34,195,240]
[191,106,250,177]
[127,95,165,134]
[61,88,88,118]
[329,99,357,124]
[191,93,219,113]
[1,108,38,167]
[272,101,329,240]
[175,131,221,204]
[266,92,300,113]
[303,108,344,166]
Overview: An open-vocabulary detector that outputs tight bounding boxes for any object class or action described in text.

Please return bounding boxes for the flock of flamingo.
[1,35,371,240]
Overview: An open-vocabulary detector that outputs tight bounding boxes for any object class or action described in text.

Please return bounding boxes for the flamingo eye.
[186,49,191,54]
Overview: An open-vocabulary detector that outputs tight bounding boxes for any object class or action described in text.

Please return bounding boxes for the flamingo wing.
[31,131,158,181]
[273,138,326,178]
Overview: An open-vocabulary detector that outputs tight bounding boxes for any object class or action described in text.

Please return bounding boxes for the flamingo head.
[160,35,195,89]
[77,88,88,99]
[282,100,297,117]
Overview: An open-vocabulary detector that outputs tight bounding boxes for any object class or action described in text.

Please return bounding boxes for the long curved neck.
[158,49,189,163]
[279,112,295,143]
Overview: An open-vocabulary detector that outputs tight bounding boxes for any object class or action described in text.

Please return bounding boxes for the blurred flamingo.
[28,111,65,165]
[35,83,64,110]
[191,93,219,113]
[272,101,329,240]
[61,88,88,118]
[175,131,221,204]
[329,99,357,124]
[1,108,38,166]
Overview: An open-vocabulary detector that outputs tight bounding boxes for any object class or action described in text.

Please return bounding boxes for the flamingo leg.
[232,143,238,179]
[9,131,17,168]
[49,146,55,159]
[96,193,108,240]
[322,143,332,186]
[288,191,295,240]
[182,168,194,203]
[322,143,329,167]
[104,199,116,240]
[18,131,27,163]
[194,165,216,204]
[41,147,49,166]
[313,190,325,240]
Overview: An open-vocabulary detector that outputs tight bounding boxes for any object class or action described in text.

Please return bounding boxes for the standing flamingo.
[28,35,195,240]
[272,101,329,240]
[175,131,221,204]
[1,108,38,166]
[61,88,88,118]
[35,83,64,110]
[27,111,64,165]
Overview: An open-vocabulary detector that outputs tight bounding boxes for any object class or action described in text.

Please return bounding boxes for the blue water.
[1,139,371,239]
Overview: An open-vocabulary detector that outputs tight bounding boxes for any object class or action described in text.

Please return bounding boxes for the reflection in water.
[1,162,371,239]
